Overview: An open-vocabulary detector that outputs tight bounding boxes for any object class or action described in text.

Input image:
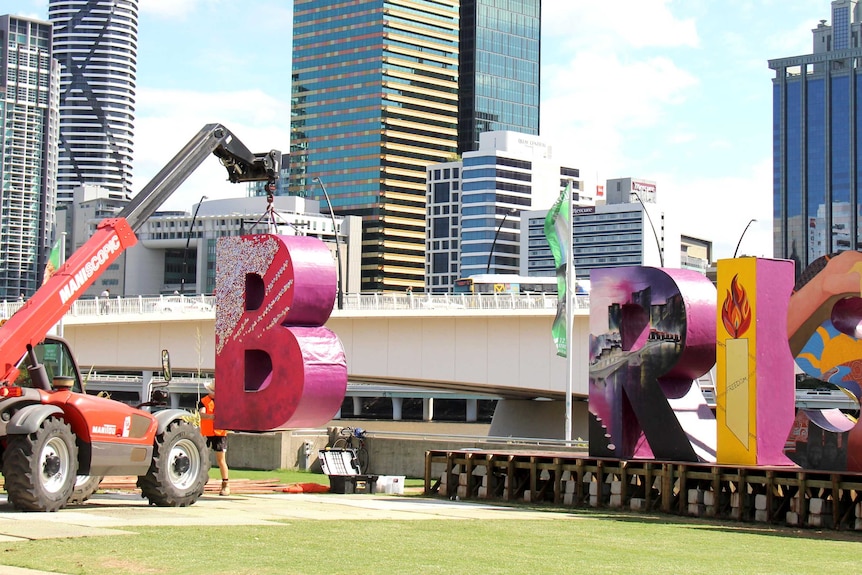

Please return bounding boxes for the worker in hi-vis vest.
[199,380,230,496]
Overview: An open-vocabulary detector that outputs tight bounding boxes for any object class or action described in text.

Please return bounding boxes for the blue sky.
[7,1,835,260]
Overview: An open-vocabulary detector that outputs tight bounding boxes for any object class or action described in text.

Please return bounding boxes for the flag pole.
[565,183,574,443]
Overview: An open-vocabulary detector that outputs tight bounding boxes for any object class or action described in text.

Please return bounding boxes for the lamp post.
[632,192,664,267]
[485,208,515,274]
[733,218,757,258]
[312,177,344,310]
[181,195,207,295]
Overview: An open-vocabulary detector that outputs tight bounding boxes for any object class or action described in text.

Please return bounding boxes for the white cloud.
[7,0,45,19]
[541,49,699,199]
[540,2,779,263]
[659,158,774,260]
[543,1,699,53]
[133,87,291,213]
[139,0,206,19]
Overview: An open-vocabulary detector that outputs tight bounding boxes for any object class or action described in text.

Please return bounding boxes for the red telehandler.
[0,124,281,511]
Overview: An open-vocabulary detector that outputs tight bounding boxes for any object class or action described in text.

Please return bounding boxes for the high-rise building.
[289,0,541,292]
[768,0,862,277]
[523,178,680,282]
[0,15,60,299]
[126,196,362,297]
[289,0,459,292]
[49,0,137,204]
[426,131,587,292]
[458,0,541,154]
[65,184,129,297]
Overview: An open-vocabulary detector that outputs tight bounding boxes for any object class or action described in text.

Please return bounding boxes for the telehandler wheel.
[2,417,77,512]
[67,475,104,505]
[137,420,208,507]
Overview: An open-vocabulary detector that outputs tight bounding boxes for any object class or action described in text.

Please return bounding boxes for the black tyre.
[137,420,208,507]
[2,417,77,512]
[67,475,104,505]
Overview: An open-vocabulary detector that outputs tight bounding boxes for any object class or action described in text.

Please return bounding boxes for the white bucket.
[387,475,405,495]
[375,475,406,495]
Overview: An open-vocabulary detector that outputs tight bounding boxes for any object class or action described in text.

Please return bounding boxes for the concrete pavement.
[0,489,577,575]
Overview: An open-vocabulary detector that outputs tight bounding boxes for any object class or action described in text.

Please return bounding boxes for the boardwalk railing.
[425,449,862,530]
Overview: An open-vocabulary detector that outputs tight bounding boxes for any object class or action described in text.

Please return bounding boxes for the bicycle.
[332,426,369,474]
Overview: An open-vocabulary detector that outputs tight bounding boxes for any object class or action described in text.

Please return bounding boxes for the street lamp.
[181,195,207,295]
[312,177,344,310]
[486,208,515,274]
[632,192,664,267]
[733,218,757,258]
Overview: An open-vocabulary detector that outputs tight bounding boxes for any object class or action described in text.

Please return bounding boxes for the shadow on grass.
[501,501,862,542]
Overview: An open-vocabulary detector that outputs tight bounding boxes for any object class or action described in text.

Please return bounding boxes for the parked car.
[152,297,213,313]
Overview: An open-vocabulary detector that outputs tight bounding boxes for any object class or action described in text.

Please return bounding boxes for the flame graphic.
[722,274,751,338]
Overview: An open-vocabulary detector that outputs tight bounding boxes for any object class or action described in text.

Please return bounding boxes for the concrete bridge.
[16,293,594,438]
[47,293,590,397]
[4,292,847,440]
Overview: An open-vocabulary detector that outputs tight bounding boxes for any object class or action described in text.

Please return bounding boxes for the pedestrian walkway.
[0,487,581,574]
[0,488,573,543]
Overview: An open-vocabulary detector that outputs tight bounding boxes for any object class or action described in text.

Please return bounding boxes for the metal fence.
[3,292,590,318]
[342,292,589,312]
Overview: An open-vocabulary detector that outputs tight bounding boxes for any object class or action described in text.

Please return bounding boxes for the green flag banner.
[42,239,61,285]
[543,183,571,357]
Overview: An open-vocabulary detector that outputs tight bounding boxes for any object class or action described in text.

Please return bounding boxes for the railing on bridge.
[343,292,590,312]
[1,292,590,319]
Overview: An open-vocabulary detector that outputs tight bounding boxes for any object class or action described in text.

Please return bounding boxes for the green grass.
[1,471,856,574]
[0,510,859,575]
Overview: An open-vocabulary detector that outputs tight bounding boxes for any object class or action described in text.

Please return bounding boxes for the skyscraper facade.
[769,0,862,276]
[289,0,459,292]
[425,131,586,293]
[49,0,137,204]
[290,0,542,292]
[0,15,60,299]
[458,0,540,154]
[522,178,680,283]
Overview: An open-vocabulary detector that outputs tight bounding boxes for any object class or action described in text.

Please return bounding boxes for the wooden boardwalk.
[424,449,862,530]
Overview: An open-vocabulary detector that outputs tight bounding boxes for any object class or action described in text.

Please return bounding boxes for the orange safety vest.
[200,395,227,437]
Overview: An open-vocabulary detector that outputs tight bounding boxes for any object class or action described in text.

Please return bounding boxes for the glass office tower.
[0,15,60,299]
[289,0,460,291]
[290,0,541,292]
[458,0,541,154]
[49,0,137,204]
[769,0,862,278]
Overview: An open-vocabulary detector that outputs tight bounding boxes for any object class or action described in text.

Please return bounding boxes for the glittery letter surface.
[215,235,347,431]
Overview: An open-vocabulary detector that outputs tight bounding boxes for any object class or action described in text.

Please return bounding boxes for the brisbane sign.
[207,232,862,474]
[589,253,862,472]
[213,234,347,431]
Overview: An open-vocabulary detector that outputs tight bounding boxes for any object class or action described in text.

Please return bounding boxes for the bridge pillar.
[352,396,362,417]
[466,399,478,423]
[392,397,403,421]
[423,398,434,421]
